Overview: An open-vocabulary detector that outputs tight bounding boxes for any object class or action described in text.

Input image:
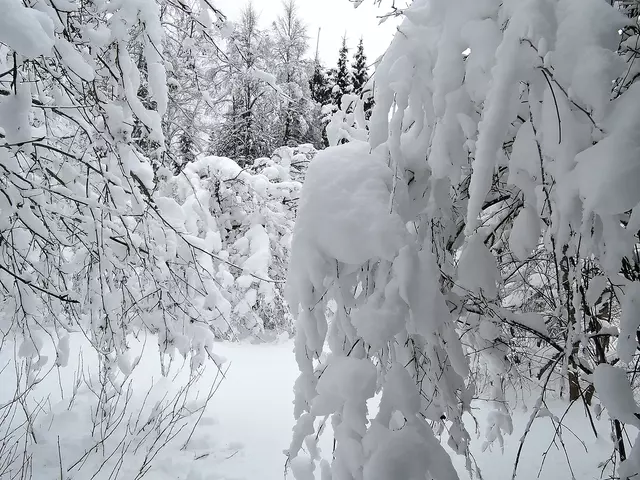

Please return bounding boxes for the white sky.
[214,0,403,67]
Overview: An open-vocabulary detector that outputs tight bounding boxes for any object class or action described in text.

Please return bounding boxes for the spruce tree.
[351,37,373,118]
[306,62,331,148]
[177,131,195,173]
[309,63,331,106]
[331,36,352,108]
[351,38,368,93]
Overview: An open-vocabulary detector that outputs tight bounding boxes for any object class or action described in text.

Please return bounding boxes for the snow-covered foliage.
[0,0,315,473]
[0,0,237,369]
[158,144,316,338]
[213,3,278,160]
[211,2,322,159]
[0,118,313,478]
[161,1,231,173]
[272,0,314,148]
[286,0,640,479]
[0,1,230,475]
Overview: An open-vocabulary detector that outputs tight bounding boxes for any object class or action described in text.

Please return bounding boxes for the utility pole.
[315,27,321,64]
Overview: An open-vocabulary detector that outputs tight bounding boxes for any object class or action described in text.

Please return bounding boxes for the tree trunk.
[569,370,580,402]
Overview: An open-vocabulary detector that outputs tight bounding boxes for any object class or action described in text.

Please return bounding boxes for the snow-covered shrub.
[0,0,234,476]
[159,144,316,339]
[286,1,640,479]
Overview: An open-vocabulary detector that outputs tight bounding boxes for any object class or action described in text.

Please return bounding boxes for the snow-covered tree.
[351,38,369,93]
[158,143,317,338]
[272,0,311,147]
[309,63,332,107]
[330,36,353,108]
[0,1,320,477]
[213,2,277,161]
[306,61,332,148]
[0,0,236,474]
[160,2,230,172]
[307,63,332,148]
[351,37,373,118]
[286,1,640,479]
[179,130,196,169]
[351,38,373,118]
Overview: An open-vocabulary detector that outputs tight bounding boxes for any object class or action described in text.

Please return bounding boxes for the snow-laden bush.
[158,144,316,339]
[286,1,640,479]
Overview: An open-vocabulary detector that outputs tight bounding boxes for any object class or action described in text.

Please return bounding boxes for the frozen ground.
[1,336,620,480]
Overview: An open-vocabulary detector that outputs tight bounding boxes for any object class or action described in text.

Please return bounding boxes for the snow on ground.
[200,339,333,480]
[453,400,615,480]
[1,336,619,480]
[209,340,616,480]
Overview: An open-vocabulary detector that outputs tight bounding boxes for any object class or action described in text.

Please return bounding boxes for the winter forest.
[2,0,640,479]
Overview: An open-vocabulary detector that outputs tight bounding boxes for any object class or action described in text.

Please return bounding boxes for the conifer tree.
[351,37,373,117]
[177,130,195,173]
[351,38,368,93]
[331,36,352,108]
[308,62,332,148]
[309,63,331,106]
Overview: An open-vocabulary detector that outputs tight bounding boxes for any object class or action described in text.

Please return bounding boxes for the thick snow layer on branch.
[575,133,640,216]
[290,0,640,477]
[312,356,377,415]
[160,145,314,337]
[363,424,459,480]
[243,224,271,279]
[363,427,430,480]
[618,282,640,364]
[594,364,640,428]
[574,83,640,216]
[456,233,499,299]
[250,67,284,95]
[509,204,541,261]
[0,0,54,57]
[0,82,32,144]
[465,4,529,234]
[148,62,168,115]
[56,38,95,81]
[508,120,540,206]
[289,141,407,268]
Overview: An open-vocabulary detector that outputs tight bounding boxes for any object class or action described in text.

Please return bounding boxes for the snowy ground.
[201,339,323,480]
[201,341,617,480]
[1,336,619,480]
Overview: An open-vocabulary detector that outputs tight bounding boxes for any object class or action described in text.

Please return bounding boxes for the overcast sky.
[214,0,403,67]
